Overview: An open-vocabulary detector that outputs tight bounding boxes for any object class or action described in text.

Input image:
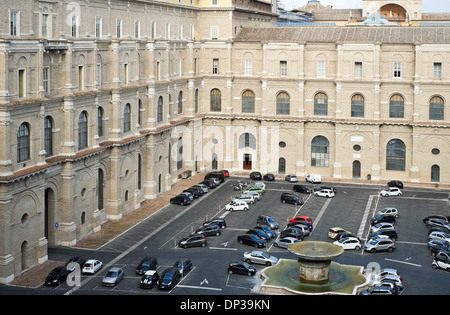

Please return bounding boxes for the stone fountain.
[256,241,369,295]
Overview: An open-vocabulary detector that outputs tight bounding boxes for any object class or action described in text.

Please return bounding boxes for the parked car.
[372,274,404,291]
[102,267,124,287]
[227,262,256,276]
[432,256,450,271]
[293,185,312,194]
[360,286,396,295]
[243,186,265,195]
[250,171,262,180]
[274,237,300,249]
[136,256,158,275]
[263,173,275,181]
[423,215,449,224]
[184,187,200,198]
[178,234,207,248]
[387,180,403,188]
[435,250,450,261]
[364,238,395,253]
[45,266,70,286]
[219,169,230,177]
[170,194,191,206]
[193,184,208,193]
[370,215,396,226]
[305,173,322,183]
[65,256,86,270]
[314,188,335,198]
[280,227,304,240]
[370,222,395,234]
[253,225,276,239]
[285,175,298,182]
[225,200,249,211]
[237,234,266,248]
[425,218,450,232]
[288,223,311,236]
[195,224,221,236]
[139,270,160,289]
[328,227,351,240]
[181,191,193,202]
[377,207,399,218]
[281,192,303,205]
[82,259,103,274]
[256,215,279,229]
[247,229,271,242]
[174,259,193,276]
[379,187,402,197]
[204,172,225,183]
[200,179,216,189]
[314,186,337,194]
[428,231,450,244]
[243,251,279,266]
[371,268,399,280]
[232,193,256,204]
[333,237,361,250]
[244,191,261,201]
[157,267,181,290]
[428,239,450,253]
[202,218,227,229]
[369,229,398,241]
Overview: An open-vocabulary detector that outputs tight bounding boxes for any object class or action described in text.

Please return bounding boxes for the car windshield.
[163,271,174,280]
[141,261,151,267]
[106,271,117,277]
[260,252,270,259]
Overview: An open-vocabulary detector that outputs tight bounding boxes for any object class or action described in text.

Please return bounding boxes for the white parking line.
[384,258,422,267]
[177,285,222,291]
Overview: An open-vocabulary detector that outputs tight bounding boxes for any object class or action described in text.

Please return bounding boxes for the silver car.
[364,238,395,253]
[377,207,399,218]
[273,237,299,249]
[102,267,124,286]
[370,222,395,234]
[242,250,278,266]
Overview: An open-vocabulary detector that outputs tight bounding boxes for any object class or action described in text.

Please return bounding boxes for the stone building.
[0,0,449,283]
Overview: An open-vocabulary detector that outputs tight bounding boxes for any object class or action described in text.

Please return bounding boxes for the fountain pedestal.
[298,258,331,284]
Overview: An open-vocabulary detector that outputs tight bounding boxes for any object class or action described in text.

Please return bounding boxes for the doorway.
[352,160,361,178]
[243,153,252,170]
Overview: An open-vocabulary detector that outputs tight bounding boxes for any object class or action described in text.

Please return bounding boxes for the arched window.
[97,107,104,137]
[78,111,88,150]
[178,91,183,114]
[242,90,255,113]
[431,164,440,182]
[314,92,328,116]
[351,94,364,118]
[386,139,405,171]
[44,116,53,157]
[210,88,221,112]
[17,122,30,162]
[157,96,163,122]
[389,94,404,118]
[177,137,183,170]
[239,133,256,149]
[429,96,444,120]
[124,103,131,132]
[311,136,329,167]
[276,92,290,115]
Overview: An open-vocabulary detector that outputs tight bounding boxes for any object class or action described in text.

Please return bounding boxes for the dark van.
[281,193,303,205]
[170,194,191,206]
[204,172,225,183]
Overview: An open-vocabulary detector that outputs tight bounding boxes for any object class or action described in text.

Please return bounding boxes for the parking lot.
[4,174,450,297]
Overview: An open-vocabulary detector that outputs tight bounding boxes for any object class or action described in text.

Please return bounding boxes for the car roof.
[144,270,157,276]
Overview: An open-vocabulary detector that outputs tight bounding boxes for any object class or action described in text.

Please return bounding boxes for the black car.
[246,229,270,242]
[45,266,70,286]
[136,256,158,275]
[369,229,398,241]
[157,267,181,290]
[280,227,304,240]
[195,224,221,236]
[250,171,262,180]
[183,188,199,199]
[387,180,403,189]
[204,172,225,183]
[263,173,275,181]
[202,218,226,229]
[139,270,160,289]
[237,234,266,248]
[293,185,312,194]
[227,262,256,276]
[65,256,86,271]
[281,192,303,205]
[178,234,207,248]
[253,225,276,239]
[170,194,191,205]
[174,259,193,276]
[200,179,216,189]
[370,215,396,226]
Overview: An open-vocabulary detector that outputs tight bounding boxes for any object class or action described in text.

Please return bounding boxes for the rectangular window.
[96,63,101,87]
[156,61,161,80]
[355,62,362,78]
[245,60,252,75]
[95,17,102,38]
[212,0,218,5]
[393,62,402,78]
[166,23,170,39]
[43,66,50,93]
[317,61,326,78]
[18,69,25,98]
[124,63,128,84]
[116,19,122,38]
[434,62,442,79]
[10,11,18,36]
[41,14,49,38]
[135,20,140,39]
[71,15,77,37]
[152,22,156,39]
[210,26,219,40]
[212,59,219,74]
[78,66,84,91]
[280,61,287,76]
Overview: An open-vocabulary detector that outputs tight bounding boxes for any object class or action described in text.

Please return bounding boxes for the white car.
[377,207,399,218]
[306,173,322,183]
[370,222,395,234]
[232,193,256,204]
[225,200,249,211]
[379,187,402,197]
[285,175,298,182]
[428,231,450,244]
[242,251,279,266]
[273,237,299,249]
[252,182,266,190]
[432,257,450,271]
[244,191,261,201]
[82,259,103,274]
[314,188,335,198]
[333,237,361,250]
[371,268,399,281]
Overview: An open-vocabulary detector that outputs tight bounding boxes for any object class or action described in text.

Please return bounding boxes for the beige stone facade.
[0,0,449,283]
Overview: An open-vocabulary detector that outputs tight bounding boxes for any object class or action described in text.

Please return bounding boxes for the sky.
[279,0,450,12]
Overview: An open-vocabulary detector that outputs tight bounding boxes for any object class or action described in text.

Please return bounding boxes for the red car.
[219,170,230,177]
[289,215,313,225]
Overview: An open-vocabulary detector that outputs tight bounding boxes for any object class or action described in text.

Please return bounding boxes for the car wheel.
[274,242,279,247]
[387,247,394,252]
[248,272,253,276]
[228,270,233,275]
[201,243,206,247]
[216,232,220,236]
[229,208,233,211]
[245,259,251,264]
[266,262,272,266]
[254,243,259,248]
[239,239,244,244]
[244,207,248,211]
[282,200,286,203]
[432,264,438,269]
[370,248,376,253]
[355,245,361,250]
